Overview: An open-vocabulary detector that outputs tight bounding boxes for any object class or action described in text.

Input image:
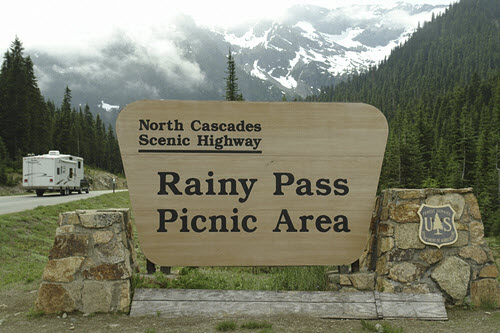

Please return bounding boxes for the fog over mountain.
[22,2,449,124]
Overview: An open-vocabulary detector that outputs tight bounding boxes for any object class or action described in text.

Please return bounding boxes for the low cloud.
[30,24,206,100]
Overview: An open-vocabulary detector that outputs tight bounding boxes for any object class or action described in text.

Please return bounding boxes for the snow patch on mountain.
[359,39,401,65]
[289,52,300,70]
[251,60,267,80]
[324,28,364,49]
[99,101,120,112]
[275,75,297,89]
[294,21,319,40]
[225,26,271,48]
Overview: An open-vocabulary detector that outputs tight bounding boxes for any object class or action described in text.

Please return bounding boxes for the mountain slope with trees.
[306,0,500,234]
[0,38,123,184]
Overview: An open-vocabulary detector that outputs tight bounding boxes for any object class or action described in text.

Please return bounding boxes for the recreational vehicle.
[23,150,89,196]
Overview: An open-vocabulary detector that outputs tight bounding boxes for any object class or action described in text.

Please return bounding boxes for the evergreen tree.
[54,87,73,153]
[81,104,95,164]
[225,48,244,101]
[0,37,32,160]
[0,136,8,185]
[379,131,401,188]
[94,114,106,168]
[106,124,122,173]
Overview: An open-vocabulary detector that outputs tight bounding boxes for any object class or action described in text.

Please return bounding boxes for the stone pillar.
[35,209,138,314]
[327,188,500,307]
[373,188,499,306]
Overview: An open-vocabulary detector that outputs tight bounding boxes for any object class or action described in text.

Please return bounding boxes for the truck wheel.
[36,190,44,197]
[60,189,66,196]
[86,188,89,193]
[78,189,82,194]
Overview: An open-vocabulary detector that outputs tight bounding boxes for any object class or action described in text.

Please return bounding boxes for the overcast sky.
[1,0,457,53]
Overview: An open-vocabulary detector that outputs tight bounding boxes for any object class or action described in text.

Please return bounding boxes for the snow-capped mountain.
[29,2,448,120]
[220,3,448,96]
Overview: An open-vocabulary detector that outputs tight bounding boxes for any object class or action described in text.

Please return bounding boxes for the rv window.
[78,161,81,169]
[69,168,73,178]
[57,168,60,175]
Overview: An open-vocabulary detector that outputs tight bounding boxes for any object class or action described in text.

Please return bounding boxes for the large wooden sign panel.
[116,100,388,266]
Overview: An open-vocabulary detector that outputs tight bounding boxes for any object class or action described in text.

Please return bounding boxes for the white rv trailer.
[23,150,89,196]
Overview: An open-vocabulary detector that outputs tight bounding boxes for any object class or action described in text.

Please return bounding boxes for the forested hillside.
[307,0,500,235]
[0,38,122,185]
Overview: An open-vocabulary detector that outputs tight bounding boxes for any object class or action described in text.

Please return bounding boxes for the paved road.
[0,190,127,215]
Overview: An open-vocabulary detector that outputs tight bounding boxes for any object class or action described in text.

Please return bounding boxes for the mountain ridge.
[26,2,448,123]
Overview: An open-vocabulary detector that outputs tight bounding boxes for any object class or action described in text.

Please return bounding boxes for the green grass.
[215,320,237,331]
[258,329,273,333]
[132,266,333,292]
[0,191,131,290]
[26,307,45,319]
[241,321,272,329]
[479,297,498,311]
[361,319,378,332]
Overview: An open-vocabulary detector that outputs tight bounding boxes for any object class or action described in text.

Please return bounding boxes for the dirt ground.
[0,287,499,333]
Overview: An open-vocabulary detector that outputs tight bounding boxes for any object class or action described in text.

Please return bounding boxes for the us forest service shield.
[417,204,457,248]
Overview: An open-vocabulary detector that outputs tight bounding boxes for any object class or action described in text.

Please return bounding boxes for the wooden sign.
[116,100,388,266]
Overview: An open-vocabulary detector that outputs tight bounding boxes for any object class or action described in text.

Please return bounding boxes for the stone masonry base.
[326,188,500,308]
[35,209,138,314]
